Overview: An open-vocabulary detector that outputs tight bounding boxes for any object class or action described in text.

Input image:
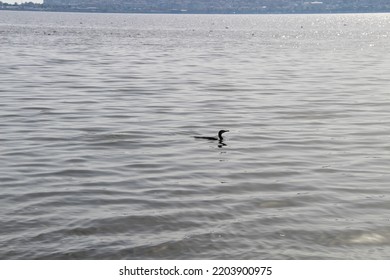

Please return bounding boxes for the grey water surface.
[1,11,390,259]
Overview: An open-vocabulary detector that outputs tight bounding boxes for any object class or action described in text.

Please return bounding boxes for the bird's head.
[218,130,229,137]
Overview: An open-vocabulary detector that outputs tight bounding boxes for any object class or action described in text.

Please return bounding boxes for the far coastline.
[1,0,390,15]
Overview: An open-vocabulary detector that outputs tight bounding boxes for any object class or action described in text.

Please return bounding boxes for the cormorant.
[194,130,229,141]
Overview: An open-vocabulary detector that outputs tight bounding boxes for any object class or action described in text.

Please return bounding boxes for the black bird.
[194,130,229,141]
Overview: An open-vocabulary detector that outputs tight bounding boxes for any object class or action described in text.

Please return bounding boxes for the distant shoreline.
[2,8,390,15]
[1,2,390,15]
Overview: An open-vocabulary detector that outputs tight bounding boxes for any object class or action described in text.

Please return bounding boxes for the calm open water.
[1,11,390,259]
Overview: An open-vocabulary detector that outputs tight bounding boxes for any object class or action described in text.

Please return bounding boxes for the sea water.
[1,11,390,259]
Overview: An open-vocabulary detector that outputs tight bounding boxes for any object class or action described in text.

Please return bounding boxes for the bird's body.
[194,130,229,141]
[194,136,219,141]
